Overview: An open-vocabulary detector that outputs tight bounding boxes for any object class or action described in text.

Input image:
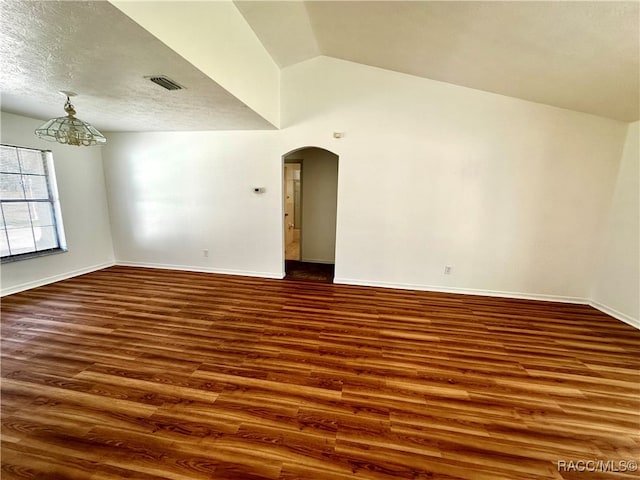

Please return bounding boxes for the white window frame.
[1,144,67,263]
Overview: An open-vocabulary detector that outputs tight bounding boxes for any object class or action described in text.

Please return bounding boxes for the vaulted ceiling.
[1,1,638,132]
[236,0,639,122]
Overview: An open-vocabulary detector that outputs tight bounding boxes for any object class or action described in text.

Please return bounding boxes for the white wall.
[298,148,338,263]
[101,56,629,304]
[102,131,284,277]
[110,0,280,127]
[0,111,115,295]
[282,57,628,301]
[591,121,639,327]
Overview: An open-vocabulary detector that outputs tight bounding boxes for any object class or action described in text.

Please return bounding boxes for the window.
[0,144,67,262]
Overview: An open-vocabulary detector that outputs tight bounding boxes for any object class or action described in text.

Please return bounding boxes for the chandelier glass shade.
[35,93,106,146]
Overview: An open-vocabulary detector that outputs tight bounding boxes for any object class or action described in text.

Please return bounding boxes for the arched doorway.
[282,147,339,282]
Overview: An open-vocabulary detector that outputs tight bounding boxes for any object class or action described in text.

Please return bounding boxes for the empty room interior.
[1,1,639,479]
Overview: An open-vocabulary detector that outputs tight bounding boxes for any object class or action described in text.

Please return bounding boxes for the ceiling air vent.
[146,76,184,91]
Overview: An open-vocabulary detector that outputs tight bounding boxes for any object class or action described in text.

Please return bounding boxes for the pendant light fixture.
[35,91,106,146]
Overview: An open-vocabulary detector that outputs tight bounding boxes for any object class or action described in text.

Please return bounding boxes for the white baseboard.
[590,300,640,330]
[5,262,636,331]
[1,261,116,297]
[335,277,640,329]
[117,261,285,280]
[333,277,588,304]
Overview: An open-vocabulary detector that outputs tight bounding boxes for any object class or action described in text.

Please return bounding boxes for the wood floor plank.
[2,265,639,479]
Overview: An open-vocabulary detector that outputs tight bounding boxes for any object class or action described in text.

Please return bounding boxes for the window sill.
[1,247,68,264]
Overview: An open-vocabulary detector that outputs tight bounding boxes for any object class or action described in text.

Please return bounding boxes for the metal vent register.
[147,76,184,90]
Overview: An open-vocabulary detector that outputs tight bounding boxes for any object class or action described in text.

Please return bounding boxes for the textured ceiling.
[0,1,275,132]
[1,1,638,132]
[237,1,640,122]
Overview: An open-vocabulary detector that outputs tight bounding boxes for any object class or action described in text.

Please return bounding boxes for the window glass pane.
[0,232,9,257]
[34,225,58,251]
[7,227,35,255]
[18,150,45,174]
[0,173,25,200]
[29,202,54,227]
[22,175,49,200]
[3,203,32,229]
[1,144,65,261]
[0,146,19,173]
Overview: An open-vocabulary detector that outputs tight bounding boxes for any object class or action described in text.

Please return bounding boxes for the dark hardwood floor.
[1,266,639,479]
[285,261,334,283]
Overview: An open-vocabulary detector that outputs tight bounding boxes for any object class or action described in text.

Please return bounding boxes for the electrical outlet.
[203,249,209,258]
[444,266,452,275]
